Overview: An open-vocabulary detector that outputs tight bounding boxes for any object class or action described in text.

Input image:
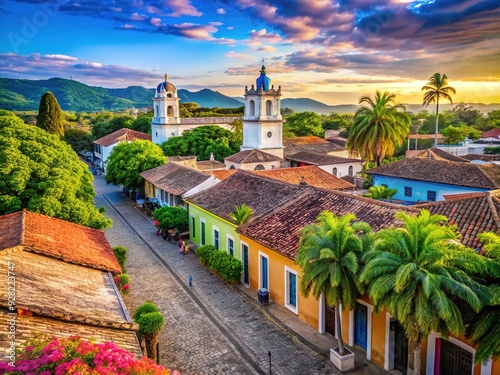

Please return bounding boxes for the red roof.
[93,128,151,147]
[0,210,121,273]
[481,128,500,139]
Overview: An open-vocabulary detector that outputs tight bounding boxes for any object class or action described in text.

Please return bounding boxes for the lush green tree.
[346,91,410,166]
[486,110,500,130]
[441,125,466,144]
[0,112,110,229]
[133,302,164,361]
[452,102,485,128]
[229,204,254,225]
[64,127,93,153]
[422,73,456,147]
[281,107,295,117]
[322,113,354,132]
[105,140,166,191]
[295,211,372,356]
[283,111,324,137]
[91,113,134,140]
[130,111,153,134]
[152,205,188,231]
[362,185,397,199]
[36,91,64,136]
[360,210,485,375]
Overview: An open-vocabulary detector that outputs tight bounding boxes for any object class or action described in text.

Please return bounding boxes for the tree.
[64,127,93,153]
[452,102,485,128]
[295,211,372,356]
[36,91,64,136]
[130,111,153,134]
[486,110,500,130]
[346,91,410,166]
[0,112,110,229]
[441,125,466,144]
[362,185,397,199]
[360,209,485,375]
[105,140,165,191]
[133,302,165,361]
[229,204,254,225]
[323,113,354,132]
[283,111,324,137]
[152,206,188,231]
[91,112,134,140]
[422,73,456,147]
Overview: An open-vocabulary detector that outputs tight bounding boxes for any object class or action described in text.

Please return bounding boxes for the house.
[285,151,364,178]
[462,154,500,164]
[224,149,283,171]
[93,128,151,172]
[413,147,470,162]
[366,158,500,202]
[283,136,347,158]
[0,210,141,355]
[140,161,218,208]
[479,128,500,143]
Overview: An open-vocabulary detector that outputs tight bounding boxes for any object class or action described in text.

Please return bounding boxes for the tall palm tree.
[422,73,456,147]
[360,209,485,375]
[346,91,410,166]
[295,211,372,355]
[229,204,254,225]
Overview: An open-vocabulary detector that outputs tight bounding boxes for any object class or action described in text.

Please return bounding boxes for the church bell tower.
[151,73,181,145]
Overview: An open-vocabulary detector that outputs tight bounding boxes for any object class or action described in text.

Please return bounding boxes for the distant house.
[413,147,470,162]
[283,136,347,158]
[0,210,141,355]
[93,128,151,172]
[479,128,500,143]
[462,154,500,164]
[285,151,364,178]
[366,158,500,202]
[224,149,283,171]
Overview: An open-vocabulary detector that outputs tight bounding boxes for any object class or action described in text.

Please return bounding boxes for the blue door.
[355,303,368,350]
[288,272,297,307]
[261,256,268,289]
[243,245,249,284]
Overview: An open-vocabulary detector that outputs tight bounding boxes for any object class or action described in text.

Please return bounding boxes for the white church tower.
[151,74,181,145]
[240,65,284,158]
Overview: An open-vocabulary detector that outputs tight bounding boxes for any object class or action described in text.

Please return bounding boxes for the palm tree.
[295,211,372,356]
[360,209,485,375]
[229,204,254,225]
[346,91,410,166]
[422,73,456,147]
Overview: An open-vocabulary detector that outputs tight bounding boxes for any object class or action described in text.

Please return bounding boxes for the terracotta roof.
[93,128,151,147]
[169,155,197,162]
[366,158,500,189]
[462,154,500,162]
[225,149,283,163]
[283,136,344,157]
[0,211,121,273]
[253,166,355,190]
[140,162,211,195]
[203,169,238,180]
[413,148,470,163]
[481,128,500,139]
[179,116,240,125]
[286,151,363,166]
[185,170,310,224]
[239,189,415,259]
[417,190,500,249]
[196,160,227,171]
[325,137,347,148]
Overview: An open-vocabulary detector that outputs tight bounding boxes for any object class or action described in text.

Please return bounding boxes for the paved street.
[94,176,336,375]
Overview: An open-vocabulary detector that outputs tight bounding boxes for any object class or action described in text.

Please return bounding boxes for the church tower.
[240,65,284,158]
[151,74,181,145]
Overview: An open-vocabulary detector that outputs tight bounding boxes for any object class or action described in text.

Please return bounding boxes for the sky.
[0,0,499,105]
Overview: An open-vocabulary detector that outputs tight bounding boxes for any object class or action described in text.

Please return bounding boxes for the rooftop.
[413,148,470,163]
[225,149,283,164]
[203,169,238,180]
[283,136,344,157]
[286,151,363,166]
[93,128,151,147]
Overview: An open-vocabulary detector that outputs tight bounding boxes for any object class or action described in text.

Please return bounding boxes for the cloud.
[226,51,252,60]
[217,8,226,15]
[258,45,277,52]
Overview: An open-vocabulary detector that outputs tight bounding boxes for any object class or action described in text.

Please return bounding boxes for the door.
[393,320,408,374]
[439,339,473,375]
[355,303,368,350]
[325,305,336,336]
[243,244,249,285]
[261,256,268,289]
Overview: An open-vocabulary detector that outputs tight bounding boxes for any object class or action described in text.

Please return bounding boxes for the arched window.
[254,164,265,170]
[167,93,172,98]
[229,165,236,169]
[348,165,353,176]
[167,106,174,116]
[249,100,255,116]
[332,167,337,177]
[266,100,272,115]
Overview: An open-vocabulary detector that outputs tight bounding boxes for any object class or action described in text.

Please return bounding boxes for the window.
[255,164,265,170]
[266,100,272,115]
[259,252,269,290]
[227,236,234,256]
[332,167,337,177]
[348,165,353,177]
[229,165,236,169]
[214,227,220,249]
[155,105,158,116]
[167,105,174,116]
[285,266,298,313]
[267,131,272,138]
[427,190,436,202]
[404,186,412,197]
[249,100,255,116]
[191,216,196,238]
[201,220,206,245]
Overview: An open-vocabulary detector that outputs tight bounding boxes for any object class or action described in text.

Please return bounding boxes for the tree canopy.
[91,112,134,140]
[152,206,188,231]
[283,111,324,137]
[105,140,166,191]
[0,112,110,229]
[36,91,64,136]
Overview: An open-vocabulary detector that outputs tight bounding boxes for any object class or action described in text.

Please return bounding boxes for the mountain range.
[1,77,498,114]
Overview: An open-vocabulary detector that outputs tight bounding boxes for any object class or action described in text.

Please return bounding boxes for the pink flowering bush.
[114,273,131,295]
[0,336,180,375]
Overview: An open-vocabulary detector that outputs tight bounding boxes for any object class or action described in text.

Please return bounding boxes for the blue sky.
[0,0,499,104]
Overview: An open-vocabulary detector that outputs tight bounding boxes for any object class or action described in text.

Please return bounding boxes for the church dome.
[156,74,177,93]
[256,65,271,91]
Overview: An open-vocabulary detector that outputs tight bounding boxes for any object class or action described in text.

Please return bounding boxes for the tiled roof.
[283,136,343,157]
[253,166,355,190]
[481,128,500,139]
[325,137,347,148]
[417,190,500,249]
[239,189,415,259]
[169,155,197,162]
[140,162,211,195]
[179,116,240,125]
[462,154,500,162]
[286,151,363,166]
[203,169,238,180]
[93,128,151,147]
[366,158,500,189]
[185,170,310,223]
[413,148,470,163]
[225,149,283,163]
[196,160,227,171]
[0,211,121,273]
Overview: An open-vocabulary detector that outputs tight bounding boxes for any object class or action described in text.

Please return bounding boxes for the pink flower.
[123,284,130,290]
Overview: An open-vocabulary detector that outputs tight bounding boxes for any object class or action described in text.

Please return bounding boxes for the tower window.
[167,106,174,116]
[266,100,272,115]
[348,166,353,176]
[255,164,265,170]
[332,167,337,177]
[249,100,255,116]
[267,131,272,138]
[155,105,158,116]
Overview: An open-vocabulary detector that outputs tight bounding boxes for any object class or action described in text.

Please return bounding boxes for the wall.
[318,162,363,178]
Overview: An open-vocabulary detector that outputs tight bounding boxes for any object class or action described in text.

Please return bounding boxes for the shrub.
[484,146,500,155]
[362,185,397,199]
[133,301,159,321]
[113,246,127,272]
[114,273,130,295]
[133,302,164,361]
[196,245,216,265]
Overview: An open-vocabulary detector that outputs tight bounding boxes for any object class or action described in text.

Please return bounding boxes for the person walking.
[179,237,183,254]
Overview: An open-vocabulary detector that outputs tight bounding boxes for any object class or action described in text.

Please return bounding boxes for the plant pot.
[330,347,355,372]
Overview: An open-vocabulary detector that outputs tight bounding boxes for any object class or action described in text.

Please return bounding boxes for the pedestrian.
[189,275,192,287]
[179,237,183,253]
[154,221,161,235]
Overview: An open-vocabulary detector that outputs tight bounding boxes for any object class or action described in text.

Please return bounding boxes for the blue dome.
[156,74,177,93]
[256,65,271,91]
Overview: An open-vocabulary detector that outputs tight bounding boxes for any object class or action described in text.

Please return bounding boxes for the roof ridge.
[486,192,500,232]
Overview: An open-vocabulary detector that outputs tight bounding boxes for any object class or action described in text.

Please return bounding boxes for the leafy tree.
[91,113,134,140]
[130,111,153,134]
[486,110,500,130]
[0,112,110,229]
[419,111,455,135]
[322,113,354,132]
[64,127,93,153]
[295,211,372,356]
[36,91,64,136]
[152,206,188,231]
[133,302,164,361]
[362,185,397,199]
[229,204,254,225]
[452,102,485,128]
[484,146,500,155]
[346,91,410,166]
[281,107,295,117]
[441,125,466,144]
[283,111,324,137]
[360,210,485,375]
[422,73,456,147]
[105,140,166,191]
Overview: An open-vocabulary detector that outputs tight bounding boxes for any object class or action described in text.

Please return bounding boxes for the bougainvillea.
[0,336,180,375]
